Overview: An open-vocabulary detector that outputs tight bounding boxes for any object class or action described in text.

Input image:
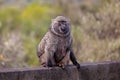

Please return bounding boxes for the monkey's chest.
[54,40,69,63]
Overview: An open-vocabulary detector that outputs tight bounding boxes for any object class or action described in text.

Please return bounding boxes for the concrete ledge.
[0,61,120,80]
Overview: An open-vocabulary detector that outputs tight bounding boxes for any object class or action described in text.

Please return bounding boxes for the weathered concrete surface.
[0,61,120,80]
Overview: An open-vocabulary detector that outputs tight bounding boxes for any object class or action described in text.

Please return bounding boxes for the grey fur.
[37,16,80,69]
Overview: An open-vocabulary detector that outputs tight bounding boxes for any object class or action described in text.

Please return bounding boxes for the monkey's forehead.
[53,16,70,22]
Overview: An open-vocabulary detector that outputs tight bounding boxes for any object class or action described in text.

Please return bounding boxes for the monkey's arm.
[70,48,80,69]
[45,49,56,67]
[37,37,46,58]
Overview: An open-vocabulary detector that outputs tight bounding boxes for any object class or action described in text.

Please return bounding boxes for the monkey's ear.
[51,19,55,22]
[52,19,58,23]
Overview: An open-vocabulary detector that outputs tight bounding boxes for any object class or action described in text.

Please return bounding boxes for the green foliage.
[55,0,120,63]
[0,8,20,34]
[0,0,120,68]
[19,3,59,66]
[0,2,62,68]
[20,3,53,36]
[70,0,120,62]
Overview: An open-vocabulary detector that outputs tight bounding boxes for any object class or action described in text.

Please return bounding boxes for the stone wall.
[0,61,120,80]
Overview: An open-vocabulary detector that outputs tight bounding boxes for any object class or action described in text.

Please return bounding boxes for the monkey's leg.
[58,51,70,68]
[70,49,80,69]
[45,50,56,67]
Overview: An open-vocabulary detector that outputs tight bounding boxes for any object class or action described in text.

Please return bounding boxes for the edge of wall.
[0,61,120,80]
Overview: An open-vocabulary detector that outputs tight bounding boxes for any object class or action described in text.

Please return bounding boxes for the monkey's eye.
[59,21,66,23]
[58,22,62,26]
[59,21,66,26]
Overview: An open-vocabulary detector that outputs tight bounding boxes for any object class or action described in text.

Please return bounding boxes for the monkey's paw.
[58,63,65,69]
[75,63,80,70]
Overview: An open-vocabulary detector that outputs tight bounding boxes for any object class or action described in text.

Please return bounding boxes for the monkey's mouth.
[61,27,66,31]
[59,26,69,34]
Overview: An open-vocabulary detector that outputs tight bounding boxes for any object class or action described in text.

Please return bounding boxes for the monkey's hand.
[58,63,65,69]
[75,63,80,70]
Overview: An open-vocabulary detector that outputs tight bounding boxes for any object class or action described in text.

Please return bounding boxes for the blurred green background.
[0,0,120,68]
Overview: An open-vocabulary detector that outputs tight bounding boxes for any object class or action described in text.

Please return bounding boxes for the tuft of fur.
[37,16,80,69]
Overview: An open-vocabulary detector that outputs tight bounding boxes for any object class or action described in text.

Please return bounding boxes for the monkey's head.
[50,16,71,37]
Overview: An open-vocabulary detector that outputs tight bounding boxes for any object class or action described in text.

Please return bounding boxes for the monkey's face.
[58,20,70,34]
[51,20,70,36]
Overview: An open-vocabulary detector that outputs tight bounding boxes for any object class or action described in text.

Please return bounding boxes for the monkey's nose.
[61,26,66,31]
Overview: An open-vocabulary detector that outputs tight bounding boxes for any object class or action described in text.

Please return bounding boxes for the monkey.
[37,16,80,69]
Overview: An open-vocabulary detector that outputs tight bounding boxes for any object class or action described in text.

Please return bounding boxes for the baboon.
[37,16,80,69]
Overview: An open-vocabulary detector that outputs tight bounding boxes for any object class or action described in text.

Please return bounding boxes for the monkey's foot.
[58,63,65,69]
